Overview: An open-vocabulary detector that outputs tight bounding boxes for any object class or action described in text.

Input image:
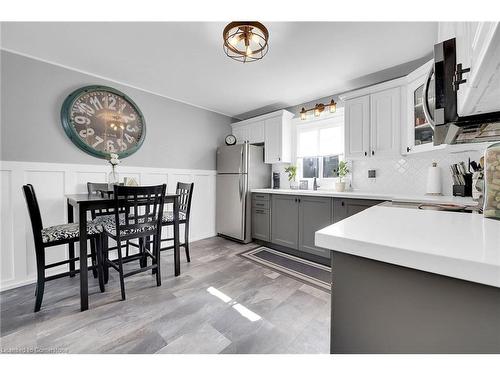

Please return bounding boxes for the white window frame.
[292,109,344,180]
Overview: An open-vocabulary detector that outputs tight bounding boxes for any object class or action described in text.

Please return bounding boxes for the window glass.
[296,108,344,179]
[302,157,319,178]
[323,156,339,178]
[297,130,318,157]
[319,127,343,156]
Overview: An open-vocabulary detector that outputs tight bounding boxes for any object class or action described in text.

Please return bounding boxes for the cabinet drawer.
[252,207,270,241]
[253,193,270,201]
[253,200,270,209]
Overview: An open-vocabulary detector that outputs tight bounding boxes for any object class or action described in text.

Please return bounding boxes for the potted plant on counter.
[336,161,349,192]
[284,165,298,190]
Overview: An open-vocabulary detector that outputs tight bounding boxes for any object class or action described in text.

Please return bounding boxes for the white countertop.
[252,188,478,206]
[315,205,500,288]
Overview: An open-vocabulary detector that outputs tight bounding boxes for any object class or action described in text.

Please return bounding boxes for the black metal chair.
[22,184,105,312]
[160,182,194,262]
[100,184,166,301]
[87,182,133,258]
[129,182,194,262]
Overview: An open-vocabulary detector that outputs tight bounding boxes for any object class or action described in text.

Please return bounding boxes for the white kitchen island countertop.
[251,188,478,206]
[315,205,500,288]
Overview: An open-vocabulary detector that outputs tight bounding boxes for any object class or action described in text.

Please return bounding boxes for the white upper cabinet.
[438,22,500,116]
[342,80,403,159]
[370,87,401,158]
[231,110,293,164]
[264,111,293,164]
[231,120,264,144]
[344,95,370,159]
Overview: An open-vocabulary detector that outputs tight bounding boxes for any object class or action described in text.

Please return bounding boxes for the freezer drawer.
[216,174,247,241]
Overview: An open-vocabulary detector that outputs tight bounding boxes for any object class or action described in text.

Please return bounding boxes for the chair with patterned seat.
[22,184,105,312]
[130,182,194,263]
[100,184,166,301]
[160,182,194,262]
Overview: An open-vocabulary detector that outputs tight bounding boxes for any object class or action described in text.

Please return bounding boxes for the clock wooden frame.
[61,85,146,159]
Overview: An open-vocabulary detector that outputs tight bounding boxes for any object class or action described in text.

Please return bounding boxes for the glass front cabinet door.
[405,61,435,154]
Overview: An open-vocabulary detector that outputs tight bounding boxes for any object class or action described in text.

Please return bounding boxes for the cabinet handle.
[372,150,375,156]
[407,146,411,153]
[341,201,345,207]
[278,156,281,161]
[364,151,367,156]
[256,203,264,206]
[255,209,265,214]
[298,198,301,203]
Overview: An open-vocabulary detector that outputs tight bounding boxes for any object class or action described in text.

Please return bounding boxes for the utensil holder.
[453,173,473,197]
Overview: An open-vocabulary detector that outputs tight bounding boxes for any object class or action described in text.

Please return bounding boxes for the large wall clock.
[61,85,146,159]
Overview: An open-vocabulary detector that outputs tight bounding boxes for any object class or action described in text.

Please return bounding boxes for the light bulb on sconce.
[329,99,337,113]
[300,108,307,121]
[314,107,321,117]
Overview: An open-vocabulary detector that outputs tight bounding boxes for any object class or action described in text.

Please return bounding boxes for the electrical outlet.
[368,169,376,178]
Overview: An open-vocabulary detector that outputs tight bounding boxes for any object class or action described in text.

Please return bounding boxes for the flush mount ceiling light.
[223,22,269,63]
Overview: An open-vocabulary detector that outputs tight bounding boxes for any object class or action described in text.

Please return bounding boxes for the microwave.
[422,38,500,145]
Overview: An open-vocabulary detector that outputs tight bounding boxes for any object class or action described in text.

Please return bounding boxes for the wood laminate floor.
[0,237,330,354]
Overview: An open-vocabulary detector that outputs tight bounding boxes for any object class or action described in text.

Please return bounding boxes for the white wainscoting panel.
[0,161,217,291]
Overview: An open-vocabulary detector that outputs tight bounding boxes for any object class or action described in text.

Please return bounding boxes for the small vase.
[289,180,299,190]
[108,165,120,185]
[335,181,346,192]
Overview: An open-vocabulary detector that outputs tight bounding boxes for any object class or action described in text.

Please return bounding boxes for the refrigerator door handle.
[239,175,243,200]
[241,146,245,174]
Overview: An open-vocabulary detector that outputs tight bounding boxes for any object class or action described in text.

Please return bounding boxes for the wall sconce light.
[299,99,337,120]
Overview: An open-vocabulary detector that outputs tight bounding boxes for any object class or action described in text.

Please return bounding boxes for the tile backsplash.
[351,149,483,196]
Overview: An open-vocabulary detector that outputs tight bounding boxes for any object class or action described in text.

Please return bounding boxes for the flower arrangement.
[335,160,349,192]
[338,160,349,182]
[109,153,120,167]
[284,165,298,189]
[284,165,297,182]
[108,153,121,184]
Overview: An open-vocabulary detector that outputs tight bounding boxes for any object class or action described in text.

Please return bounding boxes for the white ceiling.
[1,22,437,118]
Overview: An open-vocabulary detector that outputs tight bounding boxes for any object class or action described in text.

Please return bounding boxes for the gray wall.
[0,50,233,170]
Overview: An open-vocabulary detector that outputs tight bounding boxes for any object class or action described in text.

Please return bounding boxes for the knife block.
[453,173,473,197]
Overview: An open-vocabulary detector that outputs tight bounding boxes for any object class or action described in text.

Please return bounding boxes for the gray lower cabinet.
[298,196,333,258]
[333,198,383,223]
[253,193,383,260]
[270,194,299,249]
[252,193,270,241]
[252,207,270,241]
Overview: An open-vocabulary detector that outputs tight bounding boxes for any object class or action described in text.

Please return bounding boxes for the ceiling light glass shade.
[223,22,269,63]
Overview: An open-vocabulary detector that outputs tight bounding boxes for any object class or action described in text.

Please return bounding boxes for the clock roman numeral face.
[68,90,144,156]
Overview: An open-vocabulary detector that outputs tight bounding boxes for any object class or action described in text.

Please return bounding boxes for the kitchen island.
[315,203,500,353]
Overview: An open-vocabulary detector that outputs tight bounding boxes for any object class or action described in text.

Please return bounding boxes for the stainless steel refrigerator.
[216,144,271,243]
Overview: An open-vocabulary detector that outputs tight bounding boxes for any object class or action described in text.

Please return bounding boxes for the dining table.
[66,192,181,311]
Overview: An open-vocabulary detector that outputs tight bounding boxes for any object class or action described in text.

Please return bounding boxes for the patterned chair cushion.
[41,223,102,244]
[103,216,158,237]
[90,213,124,226]
[162,211,186,224]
